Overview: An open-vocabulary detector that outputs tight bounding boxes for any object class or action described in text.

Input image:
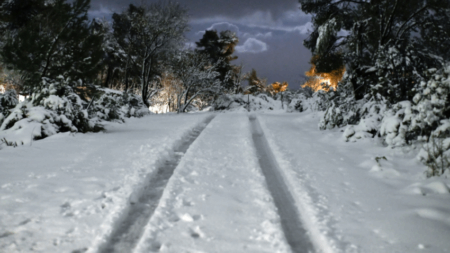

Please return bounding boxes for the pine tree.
[242,69,267,94]
[1,0,104,90]
[196,29,239,91]
[0,0,47,35]
[299,0,450,102]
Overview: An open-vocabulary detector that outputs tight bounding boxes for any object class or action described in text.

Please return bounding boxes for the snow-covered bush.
[336,64,450,176]
[320,100,360,130]
[0,77,118,146]
[32,77,101,133]
[422,120,450,177]
[374,65,450,147]
[368,44,436,104]
[0,77,103,146]
[377,101,413,146]
[93,89,149,119]
[91,92,124,123]
[310,90,333,112]
[418,134,450,177]
[319,102,343,130]
[287,93,309,112]
[343,96,388,142]
[121,92,149,118]
[0,89,19,126]
[414,66,450,176]
[0,76,151,148]
[317,75,363,130]
[412,67,450,136]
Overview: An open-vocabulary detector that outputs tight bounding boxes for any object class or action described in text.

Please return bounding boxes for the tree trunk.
[124,57,130,93]
[104,65,112,88]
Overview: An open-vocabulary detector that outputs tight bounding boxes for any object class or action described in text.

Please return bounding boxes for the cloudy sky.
[89,0,313,89]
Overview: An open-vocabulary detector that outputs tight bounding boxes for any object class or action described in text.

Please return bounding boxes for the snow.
[149,104,170,114]
[1,110,449,253]
[134,113,291,253]
[0,113,212,252]
[258,112,450,253]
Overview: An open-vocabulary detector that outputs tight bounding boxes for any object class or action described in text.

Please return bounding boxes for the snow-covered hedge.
[0,77,102,147]
[0,76,149,148]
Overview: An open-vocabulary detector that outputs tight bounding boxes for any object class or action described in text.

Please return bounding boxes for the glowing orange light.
[269,81,288,93]
[302,60,345,92]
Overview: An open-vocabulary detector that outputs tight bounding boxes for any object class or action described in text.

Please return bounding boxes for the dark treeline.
[300,0,450,102]
[0,0,243,112]
[0,0,247,146]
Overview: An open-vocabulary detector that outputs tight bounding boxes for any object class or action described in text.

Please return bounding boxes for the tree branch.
[381,0,398,46]
[395,4,428,39]
[330,0,369,6]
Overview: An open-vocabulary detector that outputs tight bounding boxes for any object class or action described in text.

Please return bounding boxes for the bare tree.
[172,51,221,113]
[112,1,189,107]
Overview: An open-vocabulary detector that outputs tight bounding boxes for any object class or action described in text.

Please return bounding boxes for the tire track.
[249,115,315,253]
[97,115,215,253]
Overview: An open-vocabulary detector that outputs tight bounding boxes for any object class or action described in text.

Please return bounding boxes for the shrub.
[419,136,450,177]
[0,89,19,126]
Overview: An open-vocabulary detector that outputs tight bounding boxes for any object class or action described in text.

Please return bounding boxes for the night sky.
[88,0,313,89]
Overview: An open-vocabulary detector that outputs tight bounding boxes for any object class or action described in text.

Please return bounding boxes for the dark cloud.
[88,0,313,90]
[89,0,300,20]
[183,0,299,19]
[188,20,312,88]
[237,32,312,89]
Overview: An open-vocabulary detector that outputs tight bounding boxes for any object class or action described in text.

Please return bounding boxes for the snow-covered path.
[97,115,216,253]
[250,115,314,253]
[1,112,450,253]
[258,113,450,253]
[0,113,214,252]
[133,113,294,253]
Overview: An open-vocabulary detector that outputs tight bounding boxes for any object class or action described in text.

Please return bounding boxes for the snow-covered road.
[1,112,450,253]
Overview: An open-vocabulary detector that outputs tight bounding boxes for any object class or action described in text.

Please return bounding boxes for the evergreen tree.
[96,19,130,90]
[196,30,221,62]
[299,0,450,102]
[242,69,267,94]
[418,8,450,61]
[196,29,239,91]
[0,0,47,36]
[1,0,104,90]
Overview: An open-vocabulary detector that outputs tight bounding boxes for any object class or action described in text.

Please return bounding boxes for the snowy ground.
[0,113,212,252]
[259,112,450,253]
[1,111,449,253]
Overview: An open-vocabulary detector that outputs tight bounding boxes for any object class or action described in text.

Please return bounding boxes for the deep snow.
[0,113,212,252]
[259,112,450,253]
[0,111,449,253]
[134,113,292,253]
